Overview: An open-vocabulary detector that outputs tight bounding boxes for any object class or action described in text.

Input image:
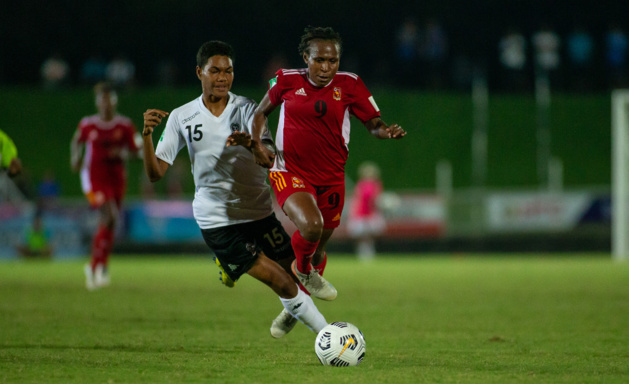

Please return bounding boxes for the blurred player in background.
[347,161,385,261]
[244,26,406,304]
[0,129,22,177]
[142,40,327,338]
[70,82,141,291]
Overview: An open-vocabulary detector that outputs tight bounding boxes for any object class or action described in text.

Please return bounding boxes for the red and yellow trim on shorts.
[269,171,288,191]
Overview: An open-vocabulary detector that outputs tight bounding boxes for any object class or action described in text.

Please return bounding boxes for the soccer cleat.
[95,264,110,288]
[214,257,236,288]
[291,260,337,301]
[270,308,299,338]
[84,264,97,291]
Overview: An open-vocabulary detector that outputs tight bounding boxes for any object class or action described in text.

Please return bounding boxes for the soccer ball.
[314,322,366,366]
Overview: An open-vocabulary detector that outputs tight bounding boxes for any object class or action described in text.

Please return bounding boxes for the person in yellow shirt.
[17,214,53,258]
[0,129,22,177]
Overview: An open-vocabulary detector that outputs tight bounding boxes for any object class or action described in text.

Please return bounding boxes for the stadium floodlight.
[612,90,629,261]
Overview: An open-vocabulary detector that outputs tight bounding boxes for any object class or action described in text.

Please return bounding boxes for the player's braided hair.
[298,26,343,56]
[197,40,234,67]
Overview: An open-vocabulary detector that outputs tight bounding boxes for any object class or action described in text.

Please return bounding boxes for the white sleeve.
[155,111,186,165]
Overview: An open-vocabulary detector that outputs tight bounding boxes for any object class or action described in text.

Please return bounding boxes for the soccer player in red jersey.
[244,26,406,301]
[71,82,141,290]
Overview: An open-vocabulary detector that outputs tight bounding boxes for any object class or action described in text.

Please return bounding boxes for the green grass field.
[1,255,628,383]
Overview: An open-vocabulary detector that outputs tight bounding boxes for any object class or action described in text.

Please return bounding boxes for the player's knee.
[299,217,323,242]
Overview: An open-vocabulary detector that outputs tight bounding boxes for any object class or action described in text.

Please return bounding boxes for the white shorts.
[347,215,385,238]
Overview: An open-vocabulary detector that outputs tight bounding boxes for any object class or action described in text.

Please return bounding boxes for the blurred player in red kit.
[230,26,406,305]
[71,82,141,290]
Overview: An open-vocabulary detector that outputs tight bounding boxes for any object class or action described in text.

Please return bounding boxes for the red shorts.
[81,169,125,209]
[269,171,345,229]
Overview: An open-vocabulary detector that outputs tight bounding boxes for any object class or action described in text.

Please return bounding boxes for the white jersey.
[155,93,273,229]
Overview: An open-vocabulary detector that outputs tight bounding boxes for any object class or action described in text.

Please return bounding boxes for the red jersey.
[268,69,381,185]
[76,114,139,191]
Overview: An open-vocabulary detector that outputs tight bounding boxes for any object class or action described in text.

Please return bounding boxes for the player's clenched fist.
[143,109,169,136]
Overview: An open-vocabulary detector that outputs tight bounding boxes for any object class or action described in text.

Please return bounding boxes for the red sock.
[100,227,114,268]
[90,226,114,270]
[291,231,319,274]
[313,253,327,276]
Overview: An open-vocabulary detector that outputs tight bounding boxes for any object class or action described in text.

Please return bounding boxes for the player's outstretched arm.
[250,93,277,168]
[364,117,407,140]
[142,109,170,182]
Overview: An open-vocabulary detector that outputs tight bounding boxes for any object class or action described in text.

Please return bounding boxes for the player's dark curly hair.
[298,26,343,56]
[196,40,234,68]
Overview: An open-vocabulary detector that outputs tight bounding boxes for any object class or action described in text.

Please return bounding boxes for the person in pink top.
[347,162,386,261]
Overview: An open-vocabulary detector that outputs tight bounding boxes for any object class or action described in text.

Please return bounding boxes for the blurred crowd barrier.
[0,188,611,259]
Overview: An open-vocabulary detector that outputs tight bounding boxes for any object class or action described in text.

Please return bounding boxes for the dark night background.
[2,0,628,90]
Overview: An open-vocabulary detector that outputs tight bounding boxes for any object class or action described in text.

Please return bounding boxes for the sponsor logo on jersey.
[228,263,239,271]
[332,213,341,221]
[333,87,342,101]
[246,242,257,255]
[292,177,305,188]
[181,111,200,124]
[295,88,308,96]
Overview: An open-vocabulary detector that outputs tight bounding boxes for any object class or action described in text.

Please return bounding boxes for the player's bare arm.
[250,93,277,168]
[365,117,407,140]
[142,109,170,182]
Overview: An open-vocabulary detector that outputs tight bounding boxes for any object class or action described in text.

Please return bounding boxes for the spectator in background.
[80,52,107,85]
[37,169,60,211]
[395,17,421,87]
[605,24,628,89]
[17,211,53,259]
[70,82,142,291]
[421,18,449,89]
[40,52,70,89]
[106,53,136,89]
[566,25,595,92]
[532,24,561,88]
[347,162,385,261]
[498,27,528,91]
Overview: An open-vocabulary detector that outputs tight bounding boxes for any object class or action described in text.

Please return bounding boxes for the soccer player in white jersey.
[244,26,406,306]
[141,40,327,338]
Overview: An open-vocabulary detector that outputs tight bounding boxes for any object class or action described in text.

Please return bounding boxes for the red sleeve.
[76,119,88,143]
[349,76,381,123]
